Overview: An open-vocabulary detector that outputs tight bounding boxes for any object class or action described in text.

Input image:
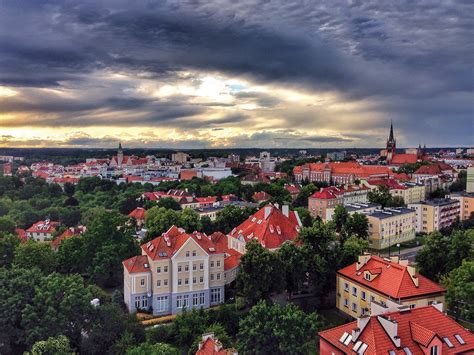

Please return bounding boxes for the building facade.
[408,199,461,233]
[467,166,474,193]
[123,226,233,316]
[451,192,474,221]
[366,208,416,250]
[336,255,446,319]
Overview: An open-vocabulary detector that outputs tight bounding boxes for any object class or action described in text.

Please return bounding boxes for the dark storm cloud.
[0,0,473,146]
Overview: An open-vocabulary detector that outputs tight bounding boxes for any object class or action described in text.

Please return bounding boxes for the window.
[352,303,357,312]
[140,279,145,287]
[430,346,439,355]
[183,295,189,308]
[443,337,454,348]
[210,288,222,303]
[141,295,148,308]
[164,279,168,286]
[185,265,189,271]
[343,298,349,307]
[352,287,357,296]
[361,291,366,300]
[156,296,168,312]
[199,292,205,305]
[178,265,182,272]
[364,273,370,281]
[164,266,168,272]
[192,250,196,256]
[403,347,412,355]
[344,282,349,291]
[193,264,197,271]
[185,278,189,285]
[156,280,161,287]
[178,279,182,286]
[200,263,204,270]
[217,273,221,280]
[361,307,366,316]
[186,251,190,257]
[454,334,465,345]
[370,296,375,303]
[157,266,161,273]
[134,296,140,309]
[193,293,198,306]
[210,274,214,281]
[200,276,204,283]
[217,261,221,267]
[193,277,196,284]
[210,261,214,268]
[176,295,182,308]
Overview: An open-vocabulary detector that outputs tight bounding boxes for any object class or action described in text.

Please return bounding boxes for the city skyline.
[0,1,473,149]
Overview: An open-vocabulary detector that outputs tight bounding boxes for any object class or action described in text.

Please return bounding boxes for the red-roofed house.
[196,333,237,355]
[26,220,60,242]
[123,226,236,315]
[128,207,146,227]
[252,191,272,203]
[336,254,445,318]
[319,304,474,355]
[284,184,301,200]
[227,204,301,253]
[414,163,458,182]
[366,179,426,205]
[51,226,86,250]
[15,228,29,243]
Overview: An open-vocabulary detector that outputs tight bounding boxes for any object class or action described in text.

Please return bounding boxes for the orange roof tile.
[128,207,146,220]
[122,255,151,274]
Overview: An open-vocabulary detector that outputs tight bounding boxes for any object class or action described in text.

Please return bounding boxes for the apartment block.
[366,208,416,250]
[409,199,461,234]
[467,166,474,193]
[326,202,380,222]
[336,255,445,319]
[451,192,474,221]
[122,226,240,316]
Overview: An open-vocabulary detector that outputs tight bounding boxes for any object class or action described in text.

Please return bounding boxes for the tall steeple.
[117,142,124,168]
[386,120,396,162]
[389,120,394,142]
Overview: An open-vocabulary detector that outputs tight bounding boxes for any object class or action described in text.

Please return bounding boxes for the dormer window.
[430,345,439,355]
[364,273,371,281]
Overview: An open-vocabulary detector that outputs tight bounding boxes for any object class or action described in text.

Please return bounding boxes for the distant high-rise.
[467,166,474,193]
[117,142,124,168]
[386,121,396,162]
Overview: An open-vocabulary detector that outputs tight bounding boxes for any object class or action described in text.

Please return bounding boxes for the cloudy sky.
[0,0,472,149]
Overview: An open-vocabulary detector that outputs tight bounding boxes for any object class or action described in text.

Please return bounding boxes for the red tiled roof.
[337,255,445,299]
[367,178,407,190]
[319,306,474,355]
[122,255,151,274]
[253,191,272,202]
[415,163,457,175]
[196,196,218,204]
[128,207,146,220]
[221,194,237,201]
[310,186,344,199]
[224,249,242,271]
[26,220,59,234]
[228,204,301,249]
[394,173,411,181]
[390,154,418,165]
[141,226,227,261]
[197,334,232,355]
[15,228,29,243]
[294,162,393,179]
[51,226,85,249]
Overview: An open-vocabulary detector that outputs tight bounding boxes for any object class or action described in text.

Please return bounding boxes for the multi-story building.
[294,162,393,185]
[408,199,461,234]
[308,185,369,220]
[336,254,446,319]
[366,179,426,205]
[122,226,238,316]
[366,208,416,250]
[319,304,473,354]
[25,220,60,242]
[467,166,474,193]
[325,202,381,222]
[227,204,301,253]
[451,192,474,221]
[171,152,190,164]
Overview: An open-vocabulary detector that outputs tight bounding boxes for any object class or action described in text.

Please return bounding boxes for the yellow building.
[451,192,474,221]
[366,208,416,250]
[390,183,426,205]
[123,226,235,316]
[336,255,446,318]
[408,198,460,233]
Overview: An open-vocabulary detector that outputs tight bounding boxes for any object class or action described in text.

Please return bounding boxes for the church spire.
[389,120,394,142]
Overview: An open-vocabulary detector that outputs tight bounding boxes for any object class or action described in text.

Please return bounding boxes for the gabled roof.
[196,196,218,204]
[128,207,146,220]
[228,204,301,249]
[15,228,29,243]
[415,163,457,175]
[141,226,227,261]
[390,153,418,165]
[253,191,272,202]
[51,226,85,249]
[224,249,242,271]
[197,333,235,355]
[319,306,474,355]
[310,186,344,199]
[294,162,394,178]
[367,178,407,190]
[337,255,445,299]
[26,220,59,234]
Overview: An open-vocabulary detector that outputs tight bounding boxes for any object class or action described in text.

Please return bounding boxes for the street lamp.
[397,243,401,258]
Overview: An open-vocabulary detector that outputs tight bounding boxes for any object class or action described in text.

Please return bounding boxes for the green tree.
[294,183,318,207]
[0,216,16,234]
[294,207,313,227]
[416,232,449,281]
[236,240,284,305]
[156,197,182,211]
[332,205,349,239]
[126,343,179,355]
[13,241,57,273]
[179,208,201,233]
[340,236,369,268]
[145,207,180,239]
[447,229,474,271]
[237,301,322,355]
[189,323,231,355]
[0,234,20,268]
[277,241,308,294]
[368,185,392,208]
[443,260,474,321]
[21,273,97,349]
[214,205,255,234]
[346,213,369,239]
[27,335,74,355]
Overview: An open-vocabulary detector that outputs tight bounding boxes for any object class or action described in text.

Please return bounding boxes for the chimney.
[356,254,371,271]
[352,316,370,341]
[406,265,419,287]
[377,316,401,348]
[282,205,289,217]
[264,206,272,219]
